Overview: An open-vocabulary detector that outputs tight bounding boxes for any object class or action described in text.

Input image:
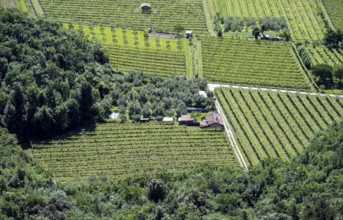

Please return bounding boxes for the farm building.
[178,115,199,126]
[185,30,193,38]
[200,112,224,129]
[140,3,151,13]
[199,91,207,98]
[140,117,150,122]
[109,112,119,120]
[163,117,174,122]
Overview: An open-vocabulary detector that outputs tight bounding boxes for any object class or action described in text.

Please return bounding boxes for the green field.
[216,87,343,166]
[323,0,343,30]
[38,0,208,34]
[202,37,310,89]
[64,24,190,78]
[33,123,238,180]
[205,0,343,66]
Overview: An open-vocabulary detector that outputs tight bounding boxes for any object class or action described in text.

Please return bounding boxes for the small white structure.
[109,112,119,120]
[198,91,207,98]
[163,117,174,122]
[185,30,193,38]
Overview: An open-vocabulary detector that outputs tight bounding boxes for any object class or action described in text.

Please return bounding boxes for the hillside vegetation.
[0,9,112,141]
[1,122,343,219]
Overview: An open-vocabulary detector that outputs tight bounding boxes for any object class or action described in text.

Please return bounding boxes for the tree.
[311,64,333,88]
[324,29,343,49]
[333,65,343,88]
[147,179,168,203]
[174,25,184,35]
[79,82,96,125]
[252,27,261,40]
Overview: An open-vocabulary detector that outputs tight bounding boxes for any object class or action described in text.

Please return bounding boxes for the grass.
[33,123,238,181]
[216,87,343,166]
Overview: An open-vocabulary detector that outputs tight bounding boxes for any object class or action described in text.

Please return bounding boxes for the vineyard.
[216,87,343,166]
[64,23,189,78]
[202,37,310,89]
[33,123,238,180]
[205,0,343,66]
[38,0,208,34]
[323,0,343,30]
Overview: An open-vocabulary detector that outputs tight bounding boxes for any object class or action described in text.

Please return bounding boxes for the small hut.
[185,30,193,38]
[140,3,151,13]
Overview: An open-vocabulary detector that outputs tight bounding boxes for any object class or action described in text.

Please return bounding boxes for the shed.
[109,112,119,120]
[140,3,151,13]
[198,91,207,98]
[140,117,150,122]
[185,30,193,38]
[178,115,199,126]
[163,117,174,122]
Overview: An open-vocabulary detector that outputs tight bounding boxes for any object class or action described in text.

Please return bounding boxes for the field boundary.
[215,100,249,170]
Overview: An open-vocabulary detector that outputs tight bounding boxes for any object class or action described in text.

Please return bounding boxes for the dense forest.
[1,121,342,219]
[0,9,213,142]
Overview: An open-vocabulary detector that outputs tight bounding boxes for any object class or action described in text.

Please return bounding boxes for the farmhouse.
[178,115,199,126]
[140,3,151,13]
[200,112,224,129]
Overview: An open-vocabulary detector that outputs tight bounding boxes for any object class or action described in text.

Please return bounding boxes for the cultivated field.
[202,37,310,89]
[216,87,343,166]
[205,0,343,66]
[33,123,238,180]
[323,0,343,30]
[64,23,189,78]
[38,0,208,34]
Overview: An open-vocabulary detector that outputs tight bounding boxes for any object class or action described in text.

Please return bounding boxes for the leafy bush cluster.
[1,122,343,219]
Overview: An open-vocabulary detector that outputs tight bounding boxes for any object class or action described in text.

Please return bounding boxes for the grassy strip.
[30,0,44,16]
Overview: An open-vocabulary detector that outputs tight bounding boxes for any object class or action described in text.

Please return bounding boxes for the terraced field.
[216,87,343,166]
[202,37,310,89]
[323,0,343,30]
[33,123,238,180]
[38,0,208,34]
[64,24,189,78]
[205,0,343,66]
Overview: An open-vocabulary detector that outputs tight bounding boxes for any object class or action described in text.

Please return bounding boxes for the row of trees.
[1,120,342,219]
[213,13,290,39]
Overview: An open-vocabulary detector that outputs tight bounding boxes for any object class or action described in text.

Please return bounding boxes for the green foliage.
[0,9,113,141]
[323,29,343,49]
